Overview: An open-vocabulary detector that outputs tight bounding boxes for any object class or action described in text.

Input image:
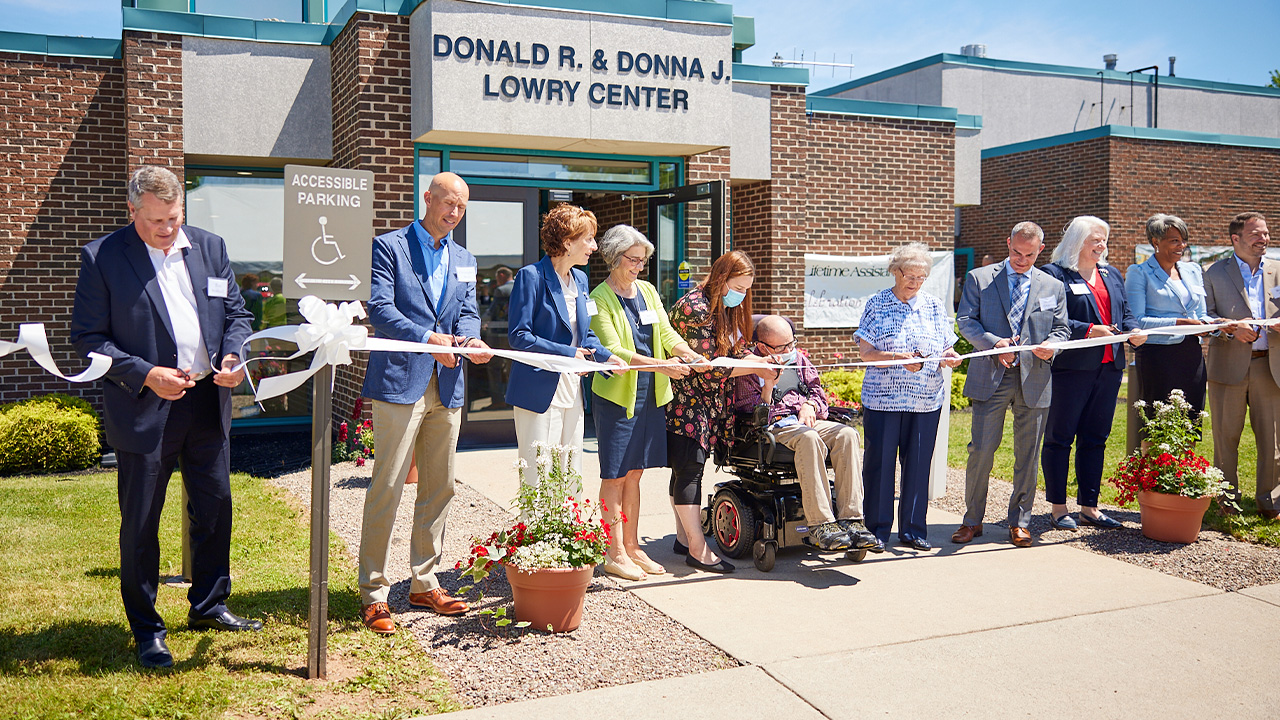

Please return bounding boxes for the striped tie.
[1008,272,1028,338]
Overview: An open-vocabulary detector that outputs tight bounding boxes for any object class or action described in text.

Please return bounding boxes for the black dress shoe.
[137,637,173,669]
[188,610,264,632]
[673,539,688,555]
[901,536,932,551]
[867,538,886,553]
[685,555,735,573]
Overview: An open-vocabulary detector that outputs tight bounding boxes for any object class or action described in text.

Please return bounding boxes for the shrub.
[0,399,101,474]
[9,392,99,420]
[950,369,969,411]
[952,322,974,373]
[820,368,863,409]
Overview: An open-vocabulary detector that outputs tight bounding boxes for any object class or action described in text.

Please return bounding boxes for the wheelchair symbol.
[310,216,346,266]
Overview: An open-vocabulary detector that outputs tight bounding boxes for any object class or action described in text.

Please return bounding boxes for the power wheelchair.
[701,403,869,572]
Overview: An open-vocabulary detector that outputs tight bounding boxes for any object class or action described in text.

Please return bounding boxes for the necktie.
[1008,272,1028,338]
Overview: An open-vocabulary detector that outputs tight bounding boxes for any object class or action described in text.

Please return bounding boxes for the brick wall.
[329,12,416,424]
[575,191,650,292]
[957,137,1110,268]
[0,50,127,406]
[684,147,732,283]
[958,136,1280,274]
[123,32,182,175]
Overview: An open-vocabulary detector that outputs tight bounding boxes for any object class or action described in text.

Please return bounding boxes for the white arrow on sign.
[296,273,361,291]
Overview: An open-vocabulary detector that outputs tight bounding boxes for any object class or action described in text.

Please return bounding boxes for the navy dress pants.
[1042,363,1123,508]
[115,377,233,642]
[862,408,941,543]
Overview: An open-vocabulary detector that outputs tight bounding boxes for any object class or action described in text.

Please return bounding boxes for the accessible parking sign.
[283,165,374,302]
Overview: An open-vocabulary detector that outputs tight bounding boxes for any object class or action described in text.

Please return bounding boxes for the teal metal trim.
[957,114,983,129]
[814,52,1280,100]
[982,125,1280,160]
[417,143,681,165]
[479,0,732,24]
[232,415,313,429]
[732,15,754,50]
[464,177,658,192]
[732,62,808,86]
[0,31,122,58]
[124,7,331,43]
[955,247,974,275]
[186,164,286,175]
[807,96,960,124]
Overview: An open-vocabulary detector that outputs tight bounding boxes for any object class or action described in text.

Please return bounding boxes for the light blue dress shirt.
[1236,254,1268,350]
[1124,255,1210,345]
[416,220,451,312]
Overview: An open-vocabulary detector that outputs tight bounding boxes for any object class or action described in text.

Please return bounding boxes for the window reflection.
[185,170,310,422]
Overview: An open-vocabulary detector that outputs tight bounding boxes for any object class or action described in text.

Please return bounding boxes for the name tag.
[1039,296,1057,311]
[207,278,229,298]
[585,299,598,317]
[455,265,477,283]
[1069,283,1090,296]
[638,308,659,325]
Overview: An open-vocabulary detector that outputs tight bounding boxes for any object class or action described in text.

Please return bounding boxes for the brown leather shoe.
[1009,527,1033,547]
[951,524,983,544]
[1260,509,1280,520]
[361,602,395,635]
[408,588,470,616]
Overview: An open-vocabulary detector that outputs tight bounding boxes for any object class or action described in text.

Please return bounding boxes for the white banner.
[804,251,955,329]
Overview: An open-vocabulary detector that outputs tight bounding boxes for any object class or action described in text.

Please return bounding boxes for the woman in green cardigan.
[590,225,702,581]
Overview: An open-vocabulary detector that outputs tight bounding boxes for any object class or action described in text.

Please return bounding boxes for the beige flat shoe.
[628,553,666,575]
[602,556,646,581]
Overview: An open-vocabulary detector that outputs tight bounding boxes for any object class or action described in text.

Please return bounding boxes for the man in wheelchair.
[732,315,878,552]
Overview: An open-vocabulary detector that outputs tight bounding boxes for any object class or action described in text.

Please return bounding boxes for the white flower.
[513,458,529,470]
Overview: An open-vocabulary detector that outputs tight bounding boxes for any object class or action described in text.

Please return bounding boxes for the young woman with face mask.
[664,250,773,573]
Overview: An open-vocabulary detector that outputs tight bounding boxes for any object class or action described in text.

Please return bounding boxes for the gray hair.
[887,242,932,274]
[127,166,183,206]
[1009,221,1045,244]
[598,224,654,269]
[1052,215,1110,271]
[1146,213,1189,244]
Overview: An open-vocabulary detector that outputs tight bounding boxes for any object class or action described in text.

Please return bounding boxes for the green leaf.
[515,621,531,628]
[495,618,511,626]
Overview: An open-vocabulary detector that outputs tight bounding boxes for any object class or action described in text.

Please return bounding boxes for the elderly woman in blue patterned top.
[855,243,962,552]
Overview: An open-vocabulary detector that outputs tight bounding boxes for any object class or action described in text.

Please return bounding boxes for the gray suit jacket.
[957,262,1069,408]
[1204,256,1280,387]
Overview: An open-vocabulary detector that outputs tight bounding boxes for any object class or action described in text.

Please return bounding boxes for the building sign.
[804,252,955,329]
[283,165,374,303]
[412,0,733,152]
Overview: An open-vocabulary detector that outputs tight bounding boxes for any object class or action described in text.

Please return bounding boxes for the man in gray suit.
[1204,212,1279,520]
[953,222,1069,547]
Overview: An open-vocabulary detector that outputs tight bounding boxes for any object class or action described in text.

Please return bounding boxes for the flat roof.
[812,53,1280,101]
[983,124,1280,159]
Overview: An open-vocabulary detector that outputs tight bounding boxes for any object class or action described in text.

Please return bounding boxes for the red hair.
[540,204,598,256]
[697,250,755,357]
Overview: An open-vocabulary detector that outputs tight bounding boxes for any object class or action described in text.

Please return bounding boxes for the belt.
[1253,350,1269,359]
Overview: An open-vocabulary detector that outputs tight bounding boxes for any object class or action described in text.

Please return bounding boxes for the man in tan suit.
[1204,212,1279,519]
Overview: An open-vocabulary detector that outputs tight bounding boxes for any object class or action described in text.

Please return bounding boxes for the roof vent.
[960,44,987,58]
[1168,56,1177,77]
[1104,54,1118,70]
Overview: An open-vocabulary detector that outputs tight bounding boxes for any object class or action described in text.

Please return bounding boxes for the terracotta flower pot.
[1137,490,1212,544]
[504,564,594,633]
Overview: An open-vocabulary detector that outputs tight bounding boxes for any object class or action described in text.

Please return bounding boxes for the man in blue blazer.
[954,222,1069,548]
[70,167,258,669]
[357,172,492,635]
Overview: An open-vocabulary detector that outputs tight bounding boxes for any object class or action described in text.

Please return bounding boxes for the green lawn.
[945,396,1280,546]
[0,471,459,720]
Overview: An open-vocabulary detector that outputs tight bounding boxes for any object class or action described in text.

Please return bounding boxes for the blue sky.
[2,1,1277,90]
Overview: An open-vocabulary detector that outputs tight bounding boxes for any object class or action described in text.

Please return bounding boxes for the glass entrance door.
[647,181,725,309]
[453,185,540,447]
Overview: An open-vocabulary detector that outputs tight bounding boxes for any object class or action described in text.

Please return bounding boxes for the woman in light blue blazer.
[1124,214,1212,421]
[507,204,627,481]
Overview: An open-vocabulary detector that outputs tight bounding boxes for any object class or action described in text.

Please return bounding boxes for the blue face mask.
[723,288,746,308]
[776,350,798,366]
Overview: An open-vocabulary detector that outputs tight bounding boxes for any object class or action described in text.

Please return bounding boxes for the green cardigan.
[589,279,686,418]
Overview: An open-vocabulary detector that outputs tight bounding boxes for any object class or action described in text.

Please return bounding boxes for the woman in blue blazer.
[1124,214,1213,424]
[1041,216,1146,530]
[507,204,626,481]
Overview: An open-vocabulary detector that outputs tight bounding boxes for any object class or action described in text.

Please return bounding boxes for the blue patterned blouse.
[854,289,957,413]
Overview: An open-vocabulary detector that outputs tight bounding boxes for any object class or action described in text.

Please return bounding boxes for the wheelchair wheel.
[700,505,713,536]
[753,540,776,572]
[712,490,756,559]
[845,548,867,563]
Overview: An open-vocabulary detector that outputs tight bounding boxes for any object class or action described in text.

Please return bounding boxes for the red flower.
[338,422,348,442]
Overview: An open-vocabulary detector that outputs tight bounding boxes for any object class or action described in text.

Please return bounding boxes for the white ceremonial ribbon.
[228,296,1280,400]
[0,323,111,382]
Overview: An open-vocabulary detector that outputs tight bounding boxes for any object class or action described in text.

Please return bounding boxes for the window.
[185,169,310,424]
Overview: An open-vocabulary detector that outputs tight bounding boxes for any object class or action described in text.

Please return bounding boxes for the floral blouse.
[666,286,744,453]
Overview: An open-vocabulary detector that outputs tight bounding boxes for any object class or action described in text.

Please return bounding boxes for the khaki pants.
[770,420,864,526]
[358,376,461,605]
[1208,355,1280,512]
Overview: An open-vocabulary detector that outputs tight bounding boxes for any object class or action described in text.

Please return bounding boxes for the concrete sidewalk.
[441,443,1280,719]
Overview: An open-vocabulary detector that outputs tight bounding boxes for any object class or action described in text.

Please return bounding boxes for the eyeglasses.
[619,253,648,266]
[897,270,928,284]
[759,340,797,352]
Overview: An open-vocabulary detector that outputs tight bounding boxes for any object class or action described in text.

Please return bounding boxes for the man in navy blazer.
[70,167,258,669]
[357,172,492,635]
